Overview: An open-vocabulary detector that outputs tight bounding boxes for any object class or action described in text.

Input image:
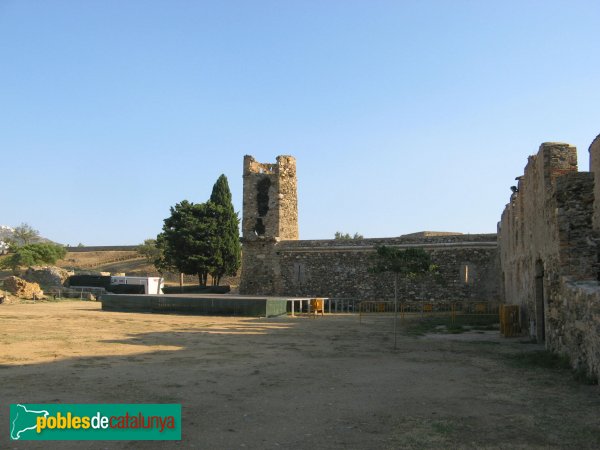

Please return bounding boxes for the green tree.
[334,231,364,240]
[0,243,67,273]
[156,175,241,287]
[370,246,437,349]
[12,223,40,246]
[137,238,162,264]
[209,174,241,285]
[153,236,175,275]
[3,223,41,250]
[156,200,225,286]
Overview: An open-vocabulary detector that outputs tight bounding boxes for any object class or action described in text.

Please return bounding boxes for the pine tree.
[156,200,224,286]
[209,174,241,285]
[155,175,241,287]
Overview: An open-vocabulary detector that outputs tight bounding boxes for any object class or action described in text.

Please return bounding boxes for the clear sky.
[1,1,599,245]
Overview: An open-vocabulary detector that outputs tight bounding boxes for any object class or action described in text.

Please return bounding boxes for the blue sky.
[1,1,599,245]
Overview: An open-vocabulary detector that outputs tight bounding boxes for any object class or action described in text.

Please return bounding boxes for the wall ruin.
[274,235,500,301]
[239,155,298,295]
[237,142,600,380]
[239,155,500,302]
[499,139,600,380]
[241,155,298,241]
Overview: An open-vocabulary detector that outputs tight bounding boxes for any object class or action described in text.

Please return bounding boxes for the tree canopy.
[334,231,364,240]
[0,243,67,272]
[2,223,41,250]
[155,174,241,286]
[209,175,241,285]
[137,238,162,264]
[370,245,437,350]
[370,246,435,279]
[12,223,40,246]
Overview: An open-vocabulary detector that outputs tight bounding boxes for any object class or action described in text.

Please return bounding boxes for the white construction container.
[110,276,164,294]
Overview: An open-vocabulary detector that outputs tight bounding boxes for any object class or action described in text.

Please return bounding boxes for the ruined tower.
[239,155,299,295]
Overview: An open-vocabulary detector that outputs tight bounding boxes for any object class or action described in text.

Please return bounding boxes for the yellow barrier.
[499,305,520,337]
[310,298,325,317]
[359,301,502,324]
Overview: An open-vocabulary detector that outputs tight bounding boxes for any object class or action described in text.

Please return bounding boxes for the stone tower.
[239,155,299,295]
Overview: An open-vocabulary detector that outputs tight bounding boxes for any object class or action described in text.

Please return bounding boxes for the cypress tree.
[209,175,241,285]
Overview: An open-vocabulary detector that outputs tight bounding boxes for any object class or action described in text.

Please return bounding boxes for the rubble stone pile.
[3,276,45,300]
[23,266,71,287]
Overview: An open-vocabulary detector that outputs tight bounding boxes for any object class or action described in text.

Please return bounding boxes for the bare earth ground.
[1,302,599,449]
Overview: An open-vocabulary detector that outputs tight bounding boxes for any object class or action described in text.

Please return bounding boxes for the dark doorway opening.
[535,260,545,342]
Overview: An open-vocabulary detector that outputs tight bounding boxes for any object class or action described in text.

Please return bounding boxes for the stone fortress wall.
[499,137,600,380]
[240,143,600,378]
[272,234,499,301]
[239,155,501,302]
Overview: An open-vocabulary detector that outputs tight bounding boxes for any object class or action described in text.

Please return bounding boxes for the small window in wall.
[293,263,305,284]
[460,263,475,285]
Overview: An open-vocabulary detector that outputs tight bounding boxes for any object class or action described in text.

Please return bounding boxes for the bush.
[0,243,67,272]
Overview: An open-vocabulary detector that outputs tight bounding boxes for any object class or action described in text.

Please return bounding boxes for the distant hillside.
[57,250,146,271]
[0,250,156,283]
[0,245,240,287]
[65,245,138,252]
[54,250,238,286]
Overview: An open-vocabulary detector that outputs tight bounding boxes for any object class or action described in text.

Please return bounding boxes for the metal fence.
[45,287,105,300]
[358,300,501,323]
[325,298,359,313]
[292,298,501,321]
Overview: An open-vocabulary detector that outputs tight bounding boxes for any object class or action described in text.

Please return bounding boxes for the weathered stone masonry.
[239,155,299,295]
[274,236,499,301]
[499,138,600,379]
[239,155,501,302]
[239,141,600,380]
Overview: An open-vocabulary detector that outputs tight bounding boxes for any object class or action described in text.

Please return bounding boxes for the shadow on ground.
[1,303,599,449]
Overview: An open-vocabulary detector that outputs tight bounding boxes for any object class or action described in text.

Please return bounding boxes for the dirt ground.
[1,301,599,449]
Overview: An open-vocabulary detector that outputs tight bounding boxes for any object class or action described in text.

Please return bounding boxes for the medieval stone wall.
[239,155,500,301]
[275,235,500,301]
[241,155,298,241]
[552,279,600,378]
[240,236,499,301]
[239,153,501,300]
[239,239,281,295]
[499,143,577,338]
[499,139,600,380]
[589,134,600,229]
[240,155,299,295]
